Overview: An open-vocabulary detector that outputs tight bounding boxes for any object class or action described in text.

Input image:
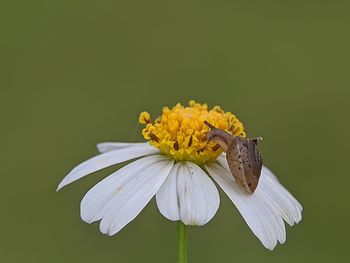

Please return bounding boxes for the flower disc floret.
[139,100,246,164]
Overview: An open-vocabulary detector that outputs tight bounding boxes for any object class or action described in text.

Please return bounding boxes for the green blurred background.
[1,0,349,262]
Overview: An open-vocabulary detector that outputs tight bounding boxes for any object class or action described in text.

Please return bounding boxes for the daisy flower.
[57,100,302,250]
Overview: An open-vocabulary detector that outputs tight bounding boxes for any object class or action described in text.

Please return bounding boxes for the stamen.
[139,112,152,125]
[149,132,160,142]
[188,136,193,147]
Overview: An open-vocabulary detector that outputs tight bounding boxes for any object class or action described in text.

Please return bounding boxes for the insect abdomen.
[226,137,262,194]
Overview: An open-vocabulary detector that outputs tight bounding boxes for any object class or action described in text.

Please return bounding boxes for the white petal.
[177,162,220,226]
[156,163,181,221]
[217,155,302,225]
[260,166,303,225]
[97,142,153,153]
[206,163,286,250]
[91,155,174,235]
[80,155,162,222]
[57,144,159,191]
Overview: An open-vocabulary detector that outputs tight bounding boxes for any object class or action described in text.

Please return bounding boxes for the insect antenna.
[203,121,216,130]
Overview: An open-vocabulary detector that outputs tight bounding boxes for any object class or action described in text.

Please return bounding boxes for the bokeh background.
[1,0,349,262]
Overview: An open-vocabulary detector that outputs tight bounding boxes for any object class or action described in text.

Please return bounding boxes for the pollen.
[139,100,246,164]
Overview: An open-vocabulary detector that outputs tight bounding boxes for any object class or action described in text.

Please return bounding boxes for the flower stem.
[177,221,187,263]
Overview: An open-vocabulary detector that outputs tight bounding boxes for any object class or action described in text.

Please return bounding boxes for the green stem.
[177,221,187,263]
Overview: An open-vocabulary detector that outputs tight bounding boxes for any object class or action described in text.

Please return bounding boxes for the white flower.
[57,101,302,250]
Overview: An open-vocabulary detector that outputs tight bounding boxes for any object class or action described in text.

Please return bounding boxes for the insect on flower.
[204,121,262,194]
[57,101,302,250]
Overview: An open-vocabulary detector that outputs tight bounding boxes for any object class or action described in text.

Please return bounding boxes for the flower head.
[139,100,245,164]
[57,101,302,250]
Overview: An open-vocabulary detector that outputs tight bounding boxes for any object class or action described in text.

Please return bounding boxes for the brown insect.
[204,121,263,194]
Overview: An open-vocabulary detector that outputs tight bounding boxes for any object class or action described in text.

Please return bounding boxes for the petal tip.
[56,182,64,192]
[263,241,278,251]
[295,216,302,224]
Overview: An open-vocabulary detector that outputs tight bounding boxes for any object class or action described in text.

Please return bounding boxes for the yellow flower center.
[139,100,246,164]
